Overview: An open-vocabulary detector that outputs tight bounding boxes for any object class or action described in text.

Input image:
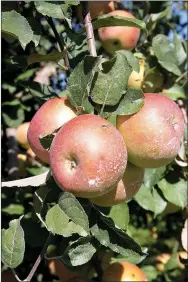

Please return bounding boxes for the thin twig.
[175,71,188,83]
[46,17,70,71]
[12,269,21,282]
[2,170,50,188]
[82,2,97,57]
[5,128,21,180]
[177,99,187,124]
[24,233,53,282]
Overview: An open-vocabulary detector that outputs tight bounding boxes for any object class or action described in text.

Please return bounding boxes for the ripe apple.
[128,59,146,89]
[27,97,77,164]
[49,114,127,198]
[117,93,184,168]
[98,10,140,54]
[103,261,148,281]
[77,1,115,22]
[16,122,30,149]
[90,162,144,207]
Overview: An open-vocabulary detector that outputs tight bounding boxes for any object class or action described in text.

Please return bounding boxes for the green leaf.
[2,105,25,128]
[67,55,102,113]
[15,68,38,81]
[134,184,167,216]
[27,17,41,47]
[68,237,96,266]
[162,84,186,100]
[91,51,132,106]
[27,50,66,66]
[58,192,90,234]
[91,209,147,264]
[34,1,65,19]
[96,88,144,118]
[33,185,51,226]
[45,204,87,237]
[2,217,25,268]
[61,237,96,266]
[2,204,24,215]
[22,81,56,102]
[92,14,146,31]
[173,32,187,65]
[109,202,130,230]
[152,34,186,75]
[127,225,155,246]
[158,178,187,208]
[39,132,56,151]
[149,6,171,22]
[114,88,144,115]
[144,166,166,188]
[2,83,16,94]
[164,253,181,271]
[2,11,33,49]
[121,50,140,72]
[141,265,158,281]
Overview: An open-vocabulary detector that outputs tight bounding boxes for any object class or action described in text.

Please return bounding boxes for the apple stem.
[46,17,70,71]
[82,2,97,57]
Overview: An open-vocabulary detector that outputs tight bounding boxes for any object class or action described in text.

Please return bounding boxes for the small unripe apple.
[16,122,30,149]
[50,114,127,198]
[77,1,115,21]
[27,97,77,164]
[142,68,164,93]
[128,59,146,89]
[103,261,148,281]
[98,10,140,54]
[91,162,144,207]
[117,93,184,168]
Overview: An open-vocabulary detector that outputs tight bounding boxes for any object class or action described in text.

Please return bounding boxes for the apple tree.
[1,1,187,282]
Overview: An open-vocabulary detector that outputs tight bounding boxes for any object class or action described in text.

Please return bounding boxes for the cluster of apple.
[25,91,184,208]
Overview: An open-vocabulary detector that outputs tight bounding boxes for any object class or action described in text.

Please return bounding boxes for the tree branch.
[5,128,21,180]
[82,2,97,57]
[2,170,50,188]
[23,233,53,282]
[46,17,70,71]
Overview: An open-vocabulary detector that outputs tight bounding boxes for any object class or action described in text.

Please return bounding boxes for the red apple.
[91,162,144,206]
[117,93,184,168]
[98,10,140,54]
[49,114,127,198]
[27,97,77,164]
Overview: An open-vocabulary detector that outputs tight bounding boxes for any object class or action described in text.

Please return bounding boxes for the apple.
[156,252,187,272]
[49,114,127,198]
[117,93,184,168]
[128,59,146,89]
[27,97,77,164]
[16,122,30,149]
[48,259,84,282]
[103,261,148,281]
[98,10,140,54]
[90,162,144,207]
[77,1,115,22]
